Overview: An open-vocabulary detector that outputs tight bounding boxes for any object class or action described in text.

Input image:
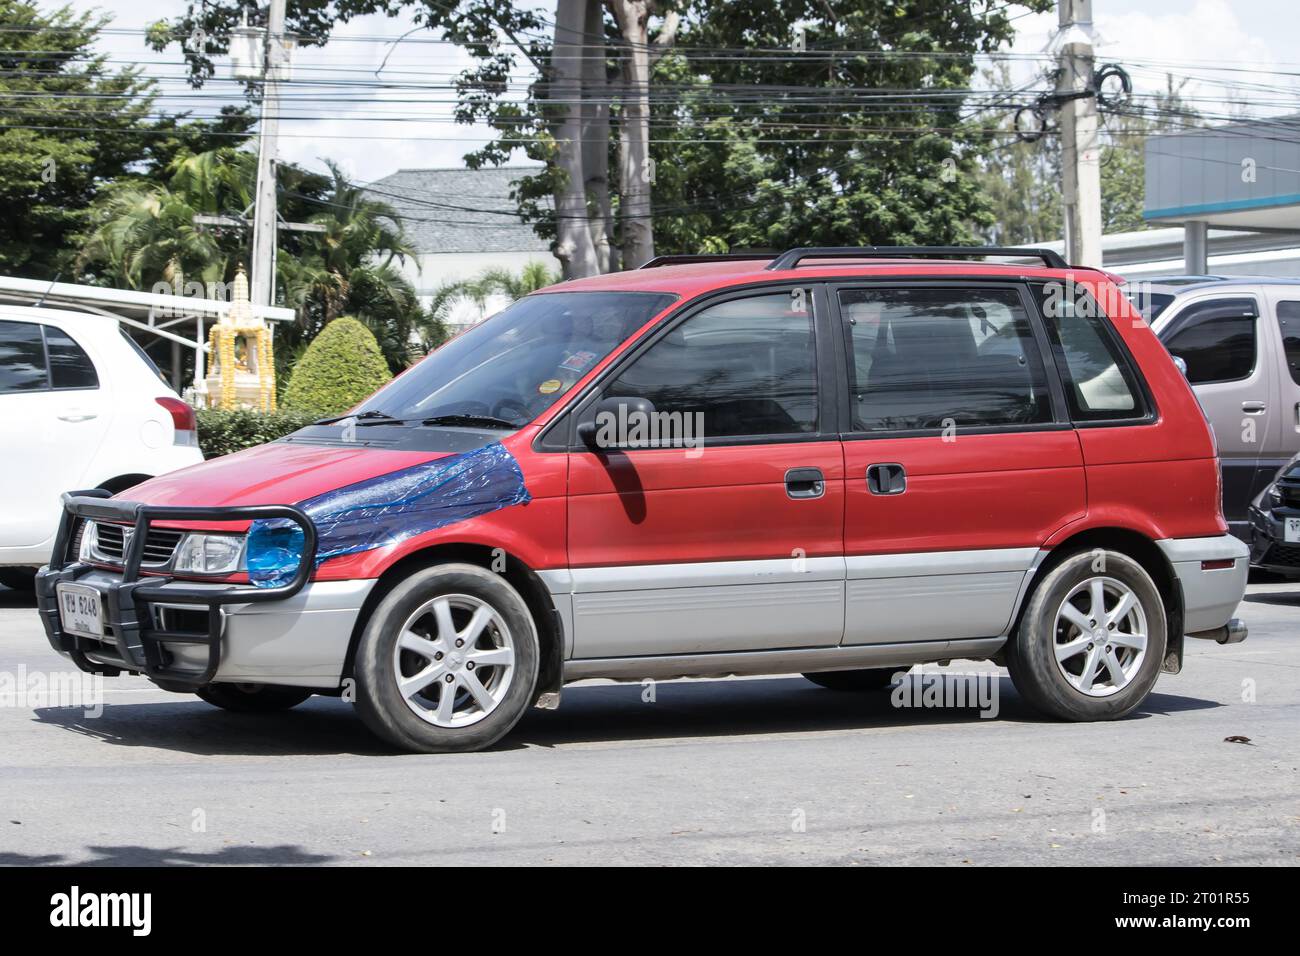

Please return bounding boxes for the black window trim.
[1028,279,1159,429]
[826,278,1073,442]
[536,280,839,452]
[1158,295,1260,388]
[0,319,100,395]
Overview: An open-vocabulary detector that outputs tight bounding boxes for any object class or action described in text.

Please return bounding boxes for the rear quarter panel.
[1057,277,1226,542]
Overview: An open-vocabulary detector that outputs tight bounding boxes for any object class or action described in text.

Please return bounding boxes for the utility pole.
[249,0,288,308]
[1055,0,1102,268]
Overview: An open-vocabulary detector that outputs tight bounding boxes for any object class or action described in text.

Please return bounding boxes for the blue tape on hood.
[246,441,530,587]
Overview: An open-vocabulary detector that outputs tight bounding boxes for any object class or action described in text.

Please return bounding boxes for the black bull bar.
[34,489,317,686]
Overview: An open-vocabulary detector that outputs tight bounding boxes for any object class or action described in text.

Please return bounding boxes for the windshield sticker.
[538,378,563,395]
[247,441,530,587]
[558,350,598,374]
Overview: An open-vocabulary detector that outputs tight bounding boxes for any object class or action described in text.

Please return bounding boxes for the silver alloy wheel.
[1052,575,1148,698]
[391,594,516,728]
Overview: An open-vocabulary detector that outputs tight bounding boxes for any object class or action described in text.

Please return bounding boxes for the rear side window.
[1277,301,1300,385]
[45,326,98,389]
[0,321,48,393]
[1041,292,1144,421]
[838,287,1051,431]
[606,290,818,438]
[1161,298,1257,385]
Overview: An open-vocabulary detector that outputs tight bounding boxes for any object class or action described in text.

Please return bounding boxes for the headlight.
[173,533,245,575]
[1268,483,1283,507]
[246,520,306,588]
[78,521,98,562]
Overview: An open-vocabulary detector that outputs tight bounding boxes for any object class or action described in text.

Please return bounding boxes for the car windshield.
[361,291,677,427]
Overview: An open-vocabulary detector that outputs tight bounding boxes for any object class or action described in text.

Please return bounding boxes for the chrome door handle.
[1242,402,1266,414]
[57,412,97,423]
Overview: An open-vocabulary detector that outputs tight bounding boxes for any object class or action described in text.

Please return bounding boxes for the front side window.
[363,291,676,427]
[1042,291,1144,420]
[605,290,819,439]
[1161,297,1257,385]
[0,321,48,393]
[839,287,1051,432]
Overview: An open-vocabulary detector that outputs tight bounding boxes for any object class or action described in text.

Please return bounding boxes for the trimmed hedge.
[282,316,392,415]
[196,408,320,459]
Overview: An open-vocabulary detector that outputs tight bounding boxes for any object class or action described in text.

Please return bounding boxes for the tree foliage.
[0,0,252,276]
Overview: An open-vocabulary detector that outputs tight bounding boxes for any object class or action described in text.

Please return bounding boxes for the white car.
[0,306,204,588]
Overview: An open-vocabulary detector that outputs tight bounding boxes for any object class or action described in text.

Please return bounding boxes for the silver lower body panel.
[563,636,1006,683]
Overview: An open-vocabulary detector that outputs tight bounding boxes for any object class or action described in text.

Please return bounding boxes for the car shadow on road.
[31,697,393,758]
[0,844,336,866]
[1243,589,1300,606]
[511,676,1222,747]
[32,675,1222,756]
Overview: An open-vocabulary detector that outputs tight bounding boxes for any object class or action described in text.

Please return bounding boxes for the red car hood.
[121,442,451,513]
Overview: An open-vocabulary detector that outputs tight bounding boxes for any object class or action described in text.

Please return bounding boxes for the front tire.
[353,563,539,753]
[195,683,314,712]
[1006,549,1166,721]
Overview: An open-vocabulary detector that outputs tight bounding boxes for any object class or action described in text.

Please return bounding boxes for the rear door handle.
[785,467,825,500]
[867,463,906,495]
[1242,401,1266,413]
[57,412,97,423]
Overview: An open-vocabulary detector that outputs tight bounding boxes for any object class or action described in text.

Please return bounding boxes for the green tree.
[0,1,253,278]
[282,316,393,414]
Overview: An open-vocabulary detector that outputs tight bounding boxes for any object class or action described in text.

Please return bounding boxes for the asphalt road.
[0,580,1296,866]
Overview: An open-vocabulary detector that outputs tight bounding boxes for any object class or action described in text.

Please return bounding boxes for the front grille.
[94,523,185,566]
[1263,544,1300,568]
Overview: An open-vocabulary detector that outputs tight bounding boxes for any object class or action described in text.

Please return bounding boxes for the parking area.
[0,580,1296,866]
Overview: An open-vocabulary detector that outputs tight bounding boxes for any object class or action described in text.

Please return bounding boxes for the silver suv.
[1135,276,1300,544]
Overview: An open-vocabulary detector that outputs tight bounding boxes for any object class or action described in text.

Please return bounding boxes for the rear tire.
[353,563,539,754]
[1006,549,1166,721]
[196,683,314,712]
[802,667,900,691]
[0,567,37,591]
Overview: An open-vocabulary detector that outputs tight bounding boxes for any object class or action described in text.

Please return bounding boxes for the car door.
[0,318,109,550]
[832,282,1086,646]
[563,285,845,658]
[1158,295,1268,531]
[1267,294,1300,479]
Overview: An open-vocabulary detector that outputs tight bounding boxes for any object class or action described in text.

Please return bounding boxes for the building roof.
[364,166,551,255]
[1144,114,1300,229]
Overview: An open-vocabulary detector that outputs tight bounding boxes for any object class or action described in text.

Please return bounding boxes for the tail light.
[156,396,198,447]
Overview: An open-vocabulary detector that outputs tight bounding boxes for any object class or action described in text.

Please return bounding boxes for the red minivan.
[36,247,1250,752]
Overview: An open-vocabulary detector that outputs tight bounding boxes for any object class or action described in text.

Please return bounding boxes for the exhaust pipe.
[1188,618,1248,645]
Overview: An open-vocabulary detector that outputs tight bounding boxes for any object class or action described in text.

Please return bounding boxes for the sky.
[62,0,1300,184]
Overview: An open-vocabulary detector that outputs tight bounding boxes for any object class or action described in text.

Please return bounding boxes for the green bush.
[196,408,321,459]
[282,316,392,415]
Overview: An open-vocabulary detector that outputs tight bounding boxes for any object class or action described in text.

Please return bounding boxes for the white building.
[364,166,562,331]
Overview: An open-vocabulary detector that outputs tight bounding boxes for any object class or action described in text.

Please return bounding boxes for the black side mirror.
[576,396,657,449]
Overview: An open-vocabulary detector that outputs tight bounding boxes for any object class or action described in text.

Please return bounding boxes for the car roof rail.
[639,253,776,269]
[764,246,1071,271]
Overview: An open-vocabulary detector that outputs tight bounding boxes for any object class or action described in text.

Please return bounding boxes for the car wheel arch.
[339,542,564,706]
[1010,528,1184,671]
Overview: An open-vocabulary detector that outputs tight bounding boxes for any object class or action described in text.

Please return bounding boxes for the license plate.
[1287,518,1300,544]
[56,583,104,639]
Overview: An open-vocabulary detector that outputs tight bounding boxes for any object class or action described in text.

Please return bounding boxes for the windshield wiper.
[420,414,518,430]
[314,409,408,427]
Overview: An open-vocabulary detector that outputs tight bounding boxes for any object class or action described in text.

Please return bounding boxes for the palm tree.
[77,148,254,291]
